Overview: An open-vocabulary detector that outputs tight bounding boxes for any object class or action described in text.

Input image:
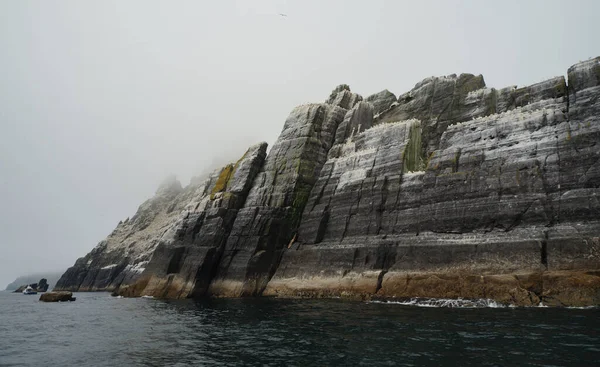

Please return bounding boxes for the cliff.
[55,58,600,306]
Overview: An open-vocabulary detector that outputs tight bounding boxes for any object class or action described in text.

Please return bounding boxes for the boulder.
[39,291,76,302]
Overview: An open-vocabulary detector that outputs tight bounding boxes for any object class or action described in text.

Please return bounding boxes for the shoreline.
[54,268,600,308]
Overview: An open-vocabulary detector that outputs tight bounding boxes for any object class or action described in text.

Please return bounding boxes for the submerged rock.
[57,57,600,306]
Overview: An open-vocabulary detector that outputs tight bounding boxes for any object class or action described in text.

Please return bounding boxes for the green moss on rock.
[403,121,424,173]
[210,164,234,199]
[554,80,567,97]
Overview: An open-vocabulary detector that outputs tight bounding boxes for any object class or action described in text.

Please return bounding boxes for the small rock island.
[14,278,49,293]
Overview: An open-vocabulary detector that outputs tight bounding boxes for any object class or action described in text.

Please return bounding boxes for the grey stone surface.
[57,57,600,305]
[208,104,347,296]
[365,89,397,115]
[265,58,600,305]
[55,143,267,294]
[54,176,186,291]
[333,101,374,147]
[118,142,268,298]
[326,84,363,109]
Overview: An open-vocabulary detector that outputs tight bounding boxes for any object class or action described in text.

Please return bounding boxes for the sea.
[0,291,598,366]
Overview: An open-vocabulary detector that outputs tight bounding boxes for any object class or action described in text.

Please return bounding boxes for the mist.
[1,0,598,287]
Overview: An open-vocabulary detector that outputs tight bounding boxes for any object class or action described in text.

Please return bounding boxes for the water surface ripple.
[1,292,598,366]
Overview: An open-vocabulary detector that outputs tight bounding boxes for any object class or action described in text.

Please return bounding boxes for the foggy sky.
[1,0,598,288]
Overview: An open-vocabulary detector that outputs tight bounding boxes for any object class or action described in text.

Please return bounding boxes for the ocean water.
[0,292,598,366]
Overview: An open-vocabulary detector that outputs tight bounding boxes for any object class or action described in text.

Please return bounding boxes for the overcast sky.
[1,0,598,287]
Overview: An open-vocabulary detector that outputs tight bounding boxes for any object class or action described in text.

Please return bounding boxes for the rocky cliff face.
[56,58,600,306]
[118,142,268,298]
[55,143,267,295]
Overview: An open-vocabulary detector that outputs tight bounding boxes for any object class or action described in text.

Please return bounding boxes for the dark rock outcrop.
[365,89,397,116]
[117,143,268,298]
[13,278,50,293]
[39,291,76,302]
[14,284,32,293]
[208,104,347,297]
[5,272,63,291]
[57,57,600,306]
[37,279,49,292]
[53,177,186,292]
[326,84,363,109]
[55,143,267,295]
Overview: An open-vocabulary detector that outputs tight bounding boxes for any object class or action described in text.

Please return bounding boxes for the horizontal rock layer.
[56,58,600,306]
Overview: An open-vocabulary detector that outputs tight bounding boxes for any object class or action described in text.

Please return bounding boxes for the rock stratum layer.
[55,58,600,306]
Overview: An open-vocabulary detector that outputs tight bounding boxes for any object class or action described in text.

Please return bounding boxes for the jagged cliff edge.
[55,58,600,306]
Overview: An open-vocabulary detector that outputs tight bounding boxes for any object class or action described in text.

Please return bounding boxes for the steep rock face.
[264,58,600,306]
[365,89,397,116]
[376,73,568,160]
[117,143,267,298]
[54,177,186,291]
[207,103,348,296]
[332,101,374,147]
[55,145,267,293]
[377,73,488,158]
[59,57,600,306]
[326,84,363,109]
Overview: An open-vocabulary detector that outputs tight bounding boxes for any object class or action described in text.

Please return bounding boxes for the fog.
[0,0,598,287]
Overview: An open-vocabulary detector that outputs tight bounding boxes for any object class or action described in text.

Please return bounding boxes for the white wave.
[368,297,506,308]
[141,295,154,299]
[566,306,598,310]
[369,298,599,309]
